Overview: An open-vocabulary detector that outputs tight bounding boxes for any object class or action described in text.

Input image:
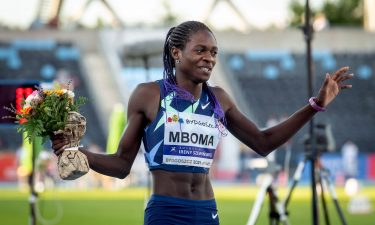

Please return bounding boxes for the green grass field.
[0,186,374,225]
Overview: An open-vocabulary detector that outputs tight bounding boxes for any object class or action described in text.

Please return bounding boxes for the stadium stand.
[221,51,375,154]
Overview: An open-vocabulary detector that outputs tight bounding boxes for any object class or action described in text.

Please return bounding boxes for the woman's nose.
[203,52,215,63]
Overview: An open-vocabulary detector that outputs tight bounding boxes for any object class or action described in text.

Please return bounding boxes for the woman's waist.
[151,169,214,200]
[148,194,216,206]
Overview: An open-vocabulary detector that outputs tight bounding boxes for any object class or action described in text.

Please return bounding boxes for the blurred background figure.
[341,140,359,181]
[34,150,58,192]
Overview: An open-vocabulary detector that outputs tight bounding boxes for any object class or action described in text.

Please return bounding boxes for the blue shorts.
[144,194,220,225]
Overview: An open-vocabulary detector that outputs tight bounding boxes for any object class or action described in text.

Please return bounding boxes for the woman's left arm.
[217,66,353,156]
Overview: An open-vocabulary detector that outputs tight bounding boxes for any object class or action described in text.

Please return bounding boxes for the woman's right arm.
[52,83,155,179]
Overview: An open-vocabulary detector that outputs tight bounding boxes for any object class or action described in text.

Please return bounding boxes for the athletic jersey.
[142,80,222,173]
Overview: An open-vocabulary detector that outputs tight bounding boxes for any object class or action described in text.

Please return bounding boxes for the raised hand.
[315,66,353,108]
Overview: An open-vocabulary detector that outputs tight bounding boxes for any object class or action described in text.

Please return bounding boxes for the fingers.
[51,137,68,156]
[52,139,66,149]
[330,66,354,90]
[336,73,354,82]
[50,133,64,142]
[325,73,331,82]
[332,66,350,81]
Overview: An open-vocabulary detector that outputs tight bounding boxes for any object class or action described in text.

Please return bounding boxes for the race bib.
[163,111,220,168]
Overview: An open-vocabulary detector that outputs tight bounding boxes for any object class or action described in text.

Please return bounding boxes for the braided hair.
[162,21,227,134]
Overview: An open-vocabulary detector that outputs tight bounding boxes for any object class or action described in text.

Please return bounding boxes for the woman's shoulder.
[209,85,229,101]
[128,81,161,116]
[129,81,161,106]
[133,81,161,96]
[209,85,235,112]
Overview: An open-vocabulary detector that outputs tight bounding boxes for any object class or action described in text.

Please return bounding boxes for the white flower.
[24,94,34,108]
[23,91,44,109]
[31,94,43,106]
[66,90,75,99]
[23,101,31,109]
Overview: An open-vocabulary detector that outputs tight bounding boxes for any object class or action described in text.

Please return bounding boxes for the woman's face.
[173,29,218,83]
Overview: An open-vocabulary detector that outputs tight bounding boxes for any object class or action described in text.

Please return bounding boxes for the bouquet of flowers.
[4,83,90,180]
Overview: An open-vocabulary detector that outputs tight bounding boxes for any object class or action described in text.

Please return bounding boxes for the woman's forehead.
[187,29,217,47]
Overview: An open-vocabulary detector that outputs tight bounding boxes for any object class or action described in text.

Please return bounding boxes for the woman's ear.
[171,47,181,61]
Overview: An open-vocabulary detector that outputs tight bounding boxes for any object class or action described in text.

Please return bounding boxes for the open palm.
[316,66,353,107]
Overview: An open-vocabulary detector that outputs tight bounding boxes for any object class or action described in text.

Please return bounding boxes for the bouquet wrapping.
[54,111,89,180]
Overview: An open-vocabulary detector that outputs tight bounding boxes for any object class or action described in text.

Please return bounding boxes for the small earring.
[176,59,180,64]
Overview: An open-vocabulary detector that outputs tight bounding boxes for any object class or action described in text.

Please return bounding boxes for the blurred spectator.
[236,143,256,182]
[16,145,29,190]
[341,140,359,180]
[35,150,58,192]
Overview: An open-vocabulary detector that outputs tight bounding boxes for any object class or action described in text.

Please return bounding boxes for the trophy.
[54,111,90,180]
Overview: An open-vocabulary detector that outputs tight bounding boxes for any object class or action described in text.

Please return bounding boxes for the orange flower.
[19,118,28,124]
[20,107,32,115]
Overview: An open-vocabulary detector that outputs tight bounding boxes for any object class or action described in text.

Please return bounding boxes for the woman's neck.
[175,77,203,100]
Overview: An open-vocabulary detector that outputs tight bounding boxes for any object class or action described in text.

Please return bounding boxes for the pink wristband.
[309,97,326,112]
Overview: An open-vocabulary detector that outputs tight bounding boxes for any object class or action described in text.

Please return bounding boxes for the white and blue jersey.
[143,80,222,173]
